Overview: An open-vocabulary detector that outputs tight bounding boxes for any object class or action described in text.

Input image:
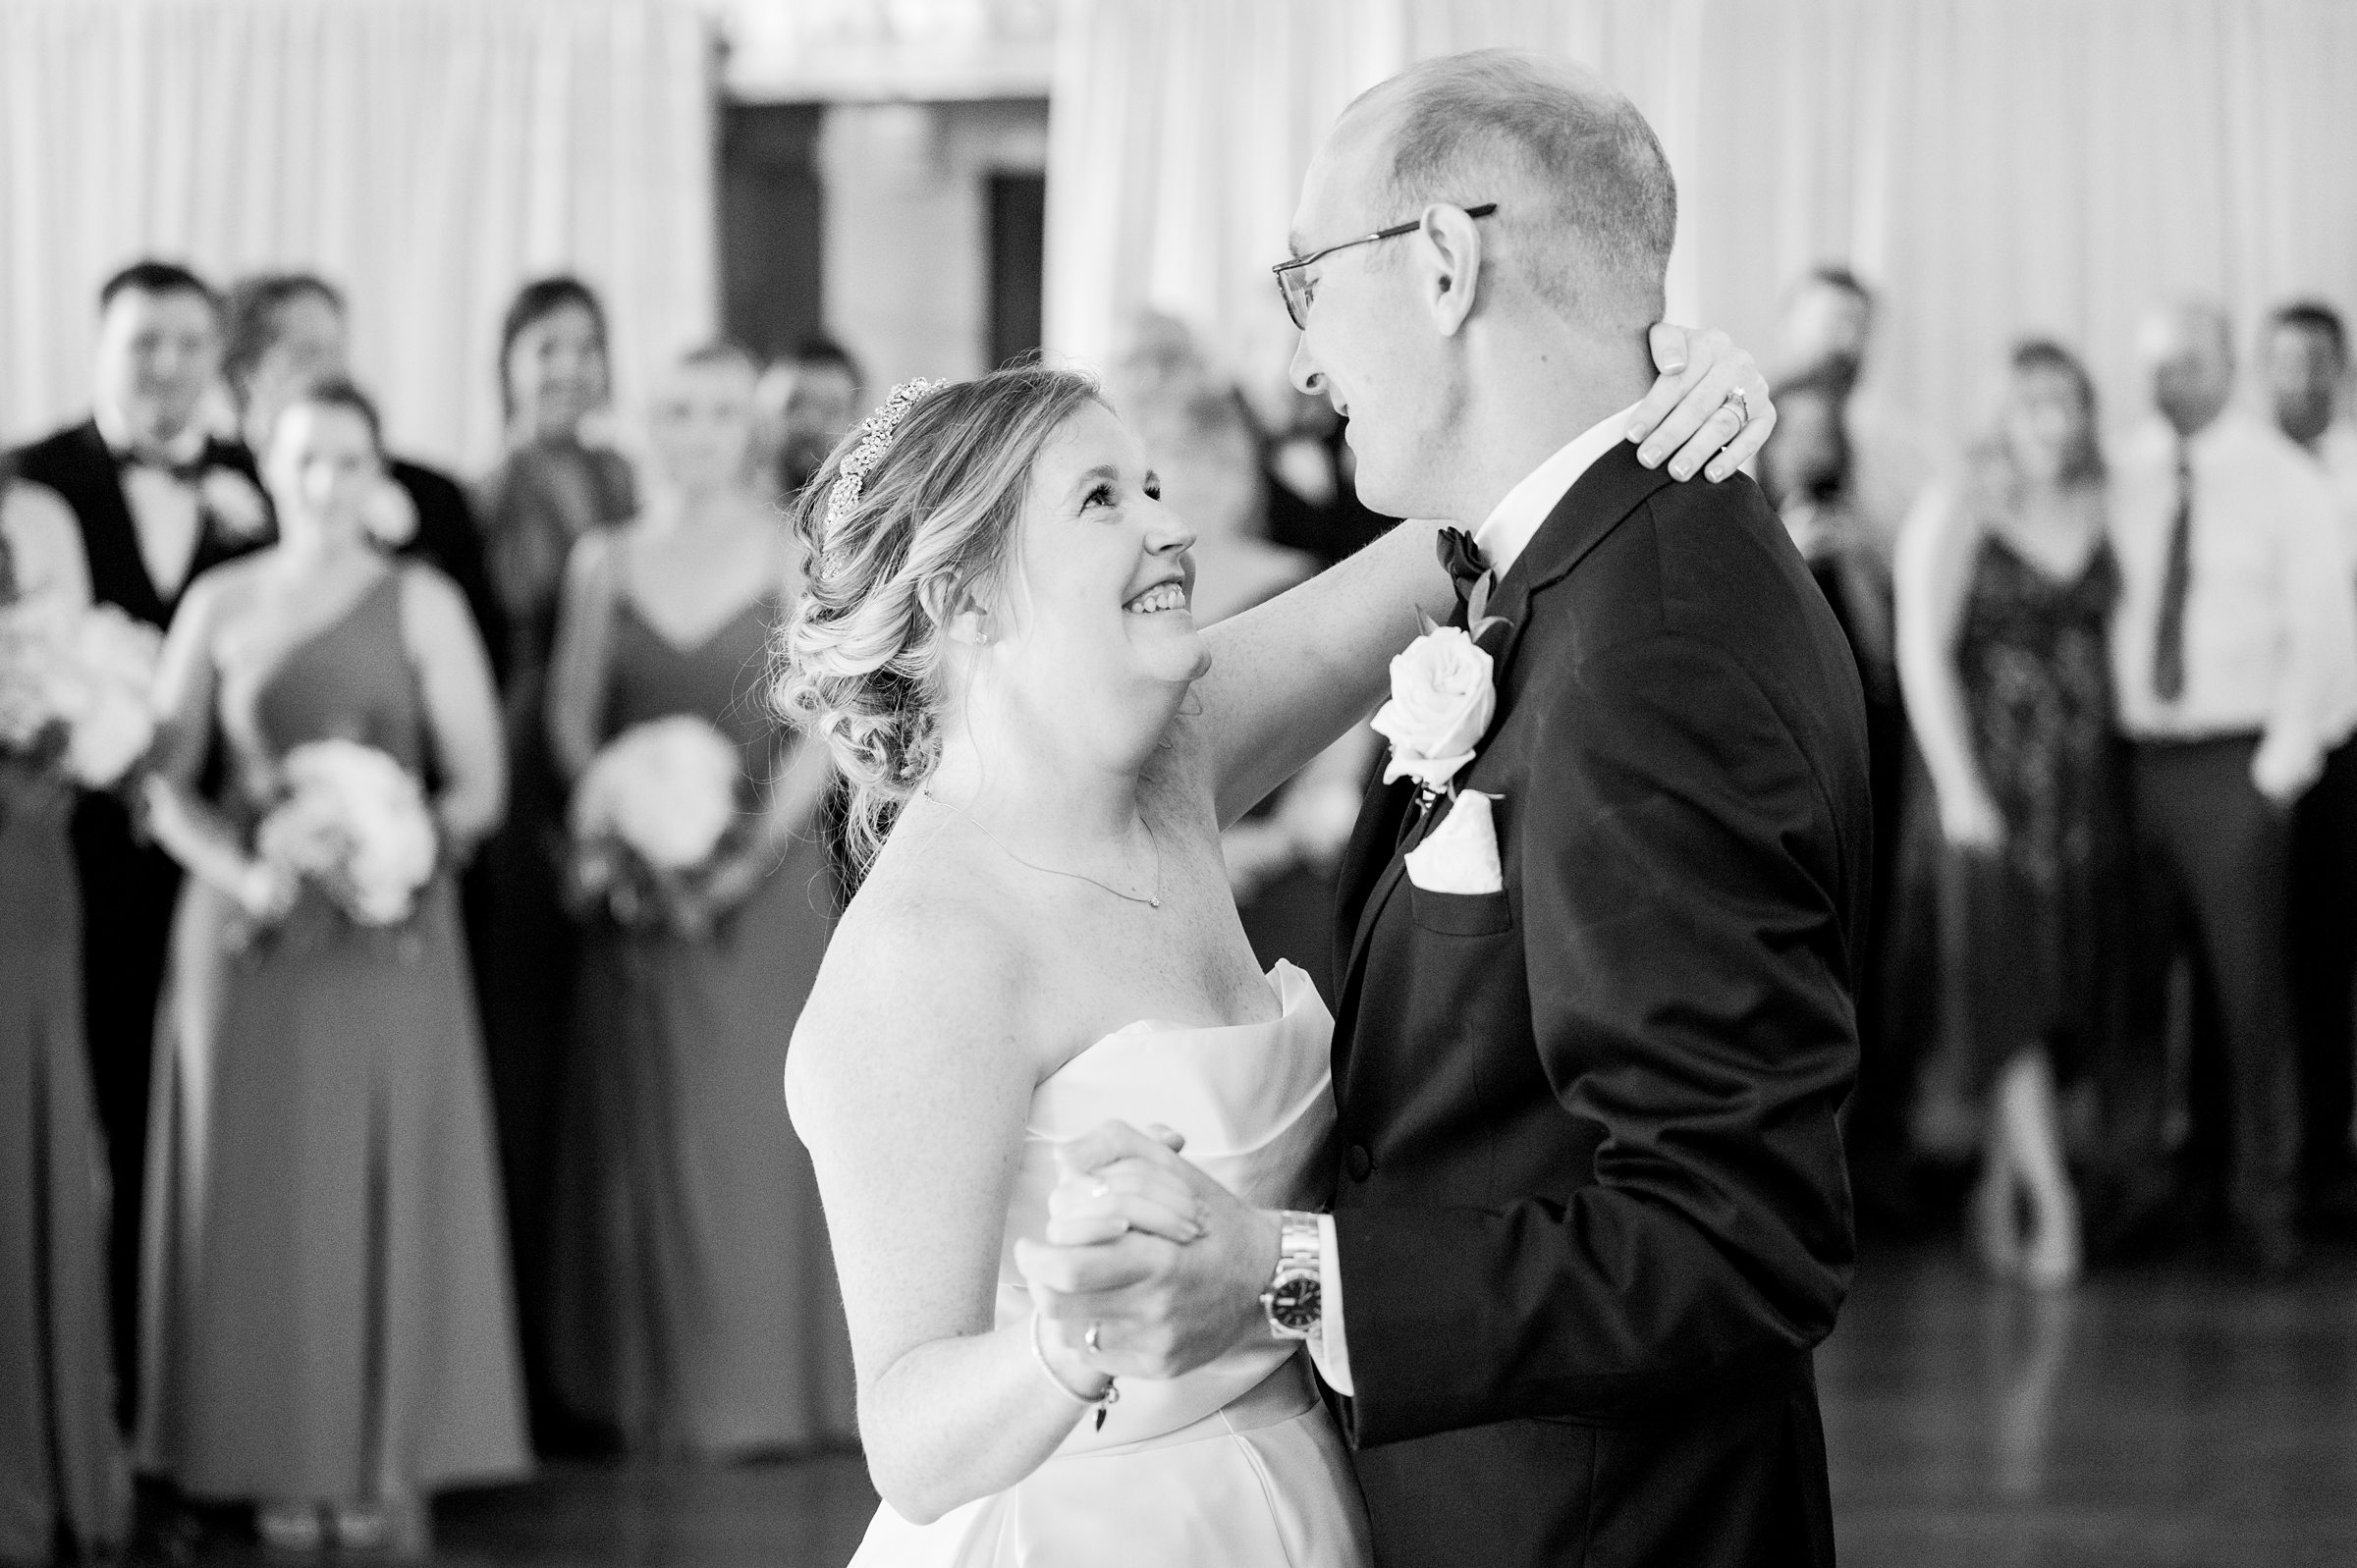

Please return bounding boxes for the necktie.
[1437,526,1489,626]
[2151,442,2194,703]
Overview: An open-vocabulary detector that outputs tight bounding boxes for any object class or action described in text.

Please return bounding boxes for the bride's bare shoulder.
[789,855,1033,1104]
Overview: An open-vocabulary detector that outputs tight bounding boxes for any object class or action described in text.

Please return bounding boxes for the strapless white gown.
[840,961,1371,1568]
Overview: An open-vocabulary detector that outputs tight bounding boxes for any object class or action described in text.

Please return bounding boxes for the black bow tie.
[1438,526,1489,620]
[113,444,212,485]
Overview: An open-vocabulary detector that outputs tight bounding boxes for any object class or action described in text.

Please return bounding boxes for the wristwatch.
[1261,1211,1323,1340]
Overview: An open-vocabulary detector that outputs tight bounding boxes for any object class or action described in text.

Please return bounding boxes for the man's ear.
[1418,205,1484,339]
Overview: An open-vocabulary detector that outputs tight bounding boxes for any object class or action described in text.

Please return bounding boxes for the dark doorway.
[988,171,1048,370]
[719,102,826,362]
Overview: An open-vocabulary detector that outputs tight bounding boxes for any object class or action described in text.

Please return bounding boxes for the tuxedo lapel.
[55,421,166,625]
[1479,440,1677,685]
[1333,775,1415,980]
[1335,443,1677,1013]
[1342,786,1455,988]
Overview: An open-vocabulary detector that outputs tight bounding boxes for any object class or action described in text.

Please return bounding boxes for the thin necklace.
[921,787,1163,909]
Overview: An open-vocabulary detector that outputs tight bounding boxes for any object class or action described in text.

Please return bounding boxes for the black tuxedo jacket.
[387,455,507,682]
[1328,442,1870,1568]
[12,417,262,628]
[8,418,270,1138]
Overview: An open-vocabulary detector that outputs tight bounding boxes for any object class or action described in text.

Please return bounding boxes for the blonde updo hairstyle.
[773,363,1105,883]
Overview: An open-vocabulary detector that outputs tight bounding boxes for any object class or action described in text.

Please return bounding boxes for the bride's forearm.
[862,1315,1096,1524]
[1193,517,1447,827]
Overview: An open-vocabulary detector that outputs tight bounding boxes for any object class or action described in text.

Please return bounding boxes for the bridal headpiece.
[826,377,946,529]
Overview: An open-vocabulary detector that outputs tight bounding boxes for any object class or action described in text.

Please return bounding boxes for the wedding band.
[1723,385,1752,422]
[1085,1321,1104,1355]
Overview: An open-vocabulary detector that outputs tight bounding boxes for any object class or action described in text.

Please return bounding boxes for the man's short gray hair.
[1351,49,1676,330]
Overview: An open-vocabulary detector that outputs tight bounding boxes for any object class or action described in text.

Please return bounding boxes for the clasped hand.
[1014,1120,1281,1382]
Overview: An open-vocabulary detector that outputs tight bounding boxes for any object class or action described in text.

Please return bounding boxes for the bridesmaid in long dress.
[138,383,526,1553]
[0,475,129,1562]
[543,343,854,1455]
[470,277,637,1433]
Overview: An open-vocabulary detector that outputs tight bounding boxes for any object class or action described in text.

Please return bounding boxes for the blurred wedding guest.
[2101,301,2357,1274]
[471,274,636,1434]
[1235,311,1392,566]
[1758,366,1923,1225]
[542,343,853,1454]
[2264,300,2357,1221]
[137,381,525,1554]
[7,260,267,1429]
[754,337,863,502]
[1133,382,1368,999]
[0,467,129,1562]
[1777,266,1934,560]
[220,273,505,663]
[1896,342,2125,1288]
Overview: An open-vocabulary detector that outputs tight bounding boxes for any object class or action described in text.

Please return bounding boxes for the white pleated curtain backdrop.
[1045,0,2357,443]
[0,0,717,470]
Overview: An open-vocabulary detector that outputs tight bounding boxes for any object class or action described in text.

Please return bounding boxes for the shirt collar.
[1471,404,1641,582]
[93,399,208,468]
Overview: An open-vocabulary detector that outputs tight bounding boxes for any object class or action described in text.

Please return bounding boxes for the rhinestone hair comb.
[826,377,945,529]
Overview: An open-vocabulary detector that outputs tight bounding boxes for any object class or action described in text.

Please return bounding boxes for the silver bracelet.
[1029,1312,1119,1428]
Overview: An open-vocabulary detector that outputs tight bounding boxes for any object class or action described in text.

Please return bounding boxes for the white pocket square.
[1404,790,1504,894]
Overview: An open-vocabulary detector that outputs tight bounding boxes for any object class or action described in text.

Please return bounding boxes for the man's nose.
[1289,335,1325,398]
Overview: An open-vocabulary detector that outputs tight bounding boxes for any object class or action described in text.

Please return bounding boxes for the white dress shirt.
[1309,405,1638,1397]
[94,399,211,599]
[2108,410,2357,800]
[2312,420,2357,572]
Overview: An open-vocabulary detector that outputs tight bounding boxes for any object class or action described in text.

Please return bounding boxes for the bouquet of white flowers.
[255,738,440,926]
[569,715,743,926]
[0,599,164,786]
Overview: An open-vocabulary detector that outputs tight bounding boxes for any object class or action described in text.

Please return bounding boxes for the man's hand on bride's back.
[1015,1120,1281,1380]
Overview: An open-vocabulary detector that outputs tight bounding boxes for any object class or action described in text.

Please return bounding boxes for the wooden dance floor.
[157,1245,2357,1568]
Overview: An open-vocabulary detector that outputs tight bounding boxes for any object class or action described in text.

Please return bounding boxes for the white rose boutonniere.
[362,474,420,548]
[1371,617,1496,796]
[198,468,272,542]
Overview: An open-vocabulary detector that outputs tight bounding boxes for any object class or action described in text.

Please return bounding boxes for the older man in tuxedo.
[1024,49,1863,1568]
[11,259,268,1426]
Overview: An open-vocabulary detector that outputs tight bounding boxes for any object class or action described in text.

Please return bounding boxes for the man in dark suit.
[221,272,506,669]
[1020,50,1865,1567]
[11,259,268,1427]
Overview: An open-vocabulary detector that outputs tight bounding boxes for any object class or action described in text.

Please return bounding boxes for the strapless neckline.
[1096,986,1295,1041]
[838,956,1368,1566]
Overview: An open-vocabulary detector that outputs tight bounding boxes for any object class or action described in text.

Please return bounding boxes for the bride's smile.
[1002,400,1210,707]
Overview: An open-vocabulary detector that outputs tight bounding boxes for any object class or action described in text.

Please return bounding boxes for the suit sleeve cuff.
[1304,1213,1353,1395]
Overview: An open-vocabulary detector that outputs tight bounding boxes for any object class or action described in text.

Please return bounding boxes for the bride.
[776,333,1765,1565]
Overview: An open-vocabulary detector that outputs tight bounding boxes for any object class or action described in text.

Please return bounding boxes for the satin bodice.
[994,961,1337,1456]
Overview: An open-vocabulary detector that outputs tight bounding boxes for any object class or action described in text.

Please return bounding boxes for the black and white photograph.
[3,2,2355,1565]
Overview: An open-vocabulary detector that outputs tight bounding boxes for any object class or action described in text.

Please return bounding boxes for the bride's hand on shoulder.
[1627,323,1777,483]
[1042,1124,1208,1246]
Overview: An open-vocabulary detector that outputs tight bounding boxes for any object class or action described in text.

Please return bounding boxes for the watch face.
[1270,1273,1322,1331]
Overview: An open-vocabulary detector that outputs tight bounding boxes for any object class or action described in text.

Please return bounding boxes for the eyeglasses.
[1270,203,1498,330]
